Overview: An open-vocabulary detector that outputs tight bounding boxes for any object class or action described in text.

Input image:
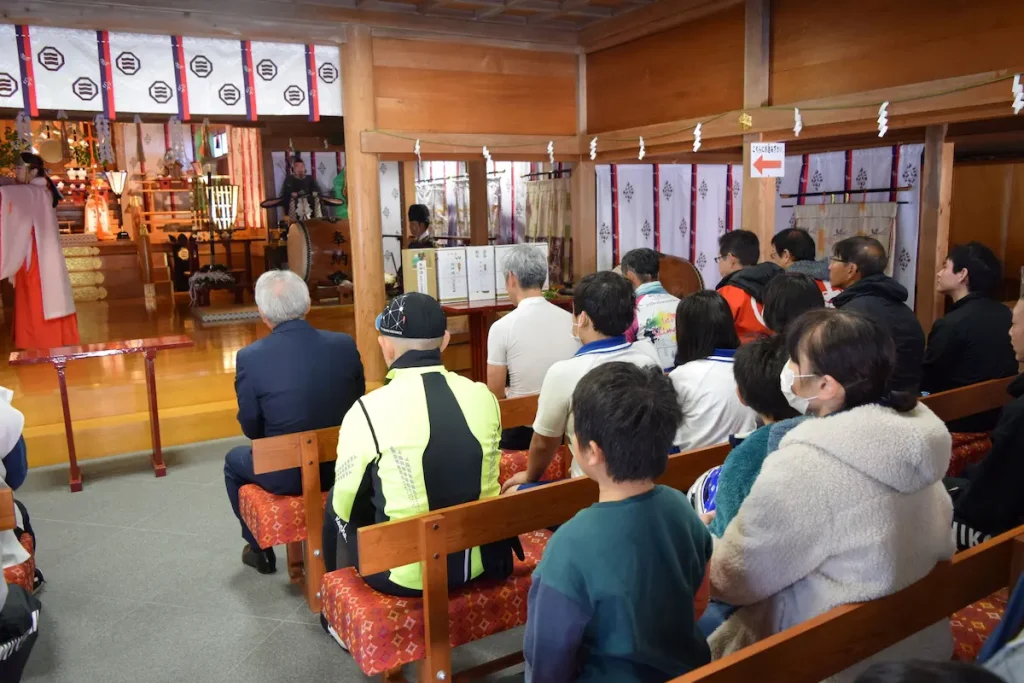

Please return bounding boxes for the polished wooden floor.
[2,293,472,469]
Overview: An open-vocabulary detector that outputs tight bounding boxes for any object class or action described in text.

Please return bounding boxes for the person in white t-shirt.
[487,244,580,449]
[621,247,680,371]
[669,291,756,450]
[500,271,660,492]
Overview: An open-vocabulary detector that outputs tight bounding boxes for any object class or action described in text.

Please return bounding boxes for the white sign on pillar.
[749,142,786,179]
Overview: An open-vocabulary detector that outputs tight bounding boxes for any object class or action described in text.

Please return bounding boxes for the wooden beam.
[571,162,597,280]
[467,161,490,247]
[591,71,1015,161]
[741,134,775,260]
[343,25,388,385]
[399,161,417,247]
[361,131,581,159]
[2,0,577,47]
[743,0,770,109]
[580,0,743,53]
[916,125,954,334]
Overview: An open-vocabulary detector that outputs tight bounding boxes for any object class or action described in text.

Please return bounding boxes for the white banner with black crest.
[0,25,22,110]
[109,32,178,115]
[312,44,342,117]
[249,41,308,117]
[181,37,245,117]
[29,26,103,112]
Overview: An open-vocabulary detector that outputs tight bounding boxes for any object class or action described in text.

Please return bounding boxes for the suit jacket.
[235,319,364,440]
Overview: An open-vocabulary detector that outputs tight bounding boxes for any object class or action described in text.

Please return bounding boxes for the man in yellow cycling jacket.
[322,292,517,600]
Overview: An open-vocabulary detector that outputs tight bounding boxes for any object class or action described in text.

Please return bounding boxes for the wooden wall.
[372,38,577,135]
[949,163,1024,300]
[585,4,745,133]
[771,0,1024,105]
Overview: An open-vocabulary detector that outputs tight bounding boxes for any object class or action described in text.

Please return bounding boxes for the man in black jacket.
[922,242,1017,431]
[951,297,1024,551]
[829,236,925,394]
[224,269,365,574]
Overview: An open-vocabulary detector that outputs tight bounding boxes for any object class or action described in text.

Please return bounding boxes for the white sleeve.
[532,363,570,438]
[486,318,509,367]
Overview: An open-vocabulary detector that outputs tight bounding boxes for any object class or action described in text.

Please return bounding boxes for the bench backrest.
[356,377,1013,573]
[671,529,1024,683]
[0,489,14,532]
[252,393,539,475]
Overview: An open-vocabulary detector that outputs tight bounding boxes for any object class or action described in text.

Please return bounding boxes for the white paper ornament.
[589,137,597,161]
[793,108,803,137]
[1012,75,1023,115]
[638,136,645,161]
[877,101,889,138]
[414,139,421,163]
[692,123,702,153]
[547,141,555,165]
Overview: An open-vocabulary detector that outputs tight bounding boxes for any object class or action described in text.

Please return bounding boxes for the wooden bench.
[246,393,560,612]
[315,377,1015,681]
[8,335,195,492]
[670,527,1024,683]
[0,488,35,594]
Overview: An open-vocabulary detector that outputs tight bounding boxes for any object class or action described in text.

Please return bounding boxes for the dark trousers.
[224,445,336,549]
[320,485,422,597]
[0,584,41,682]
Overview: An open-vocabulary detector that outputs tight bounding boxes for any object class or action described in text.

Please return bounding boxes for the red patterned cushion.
[499,445,569,485]
[947,432,992,478]
[951,588,1008,661]
[2,533,35,593]
[321,529,551,676]
[238,485,328,549]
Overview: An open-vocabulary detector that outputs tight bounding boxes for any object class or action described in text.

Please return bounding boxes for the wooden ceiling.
[347,0,656,30]
[0,0,730,50]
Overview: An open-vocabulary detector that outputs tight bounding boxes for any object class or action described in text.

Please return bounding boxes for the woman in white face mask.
[707,308,956,682]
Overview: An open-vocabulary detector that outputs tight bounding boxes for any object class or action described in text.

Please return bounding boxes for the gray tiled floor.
[17,438,524,682]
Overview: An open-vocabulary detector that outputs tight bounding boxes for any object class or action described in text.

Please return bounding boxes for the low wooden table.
[9,335,195,492]
[441,297,572,382]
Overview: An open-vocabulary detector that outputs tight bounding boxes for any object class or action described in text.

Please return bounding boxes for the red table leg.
[54,361,82,492]
[143,349,167,478]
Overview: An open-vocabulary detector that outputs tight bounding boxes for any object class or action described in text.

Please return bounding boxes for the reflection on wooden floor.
[2,293,471,469]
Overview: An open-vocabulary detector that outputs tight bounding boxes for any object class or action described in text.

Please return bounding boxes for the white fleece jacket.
[709,402,956,682]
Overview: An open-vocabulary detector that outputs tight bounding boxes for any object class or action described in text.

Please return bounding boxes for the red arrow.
[753,155,782,174]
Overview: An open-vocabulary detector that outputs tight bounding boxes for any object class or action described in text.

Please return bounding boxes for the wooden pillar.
[917,124,954,335]
[571,162,597,279]
[741,0,775,261]
[343,25,388,386]
[467,160,489,247]
[400,161,417,247]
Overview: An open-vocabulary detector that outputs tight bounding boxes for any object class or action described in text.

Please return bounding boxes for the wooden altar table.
[9,335,195,492]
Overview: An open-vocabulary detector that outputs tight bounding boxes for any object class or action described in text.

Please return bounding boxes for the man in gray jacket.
[770,228,842,305]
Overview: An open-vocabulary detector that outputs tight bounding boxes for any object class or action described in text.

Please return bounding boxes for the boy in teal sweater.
[523,362,713,683]
[708,334,804,538]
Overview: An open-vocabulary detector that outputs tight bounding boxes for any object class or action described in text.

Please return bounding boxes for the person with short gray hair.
[254,269,311,328]
[225,268,365,575]
[487,244,578,450]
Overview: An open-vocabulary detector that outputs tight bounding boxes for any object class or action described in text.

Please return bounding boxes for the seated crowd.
[200,233,1022,681]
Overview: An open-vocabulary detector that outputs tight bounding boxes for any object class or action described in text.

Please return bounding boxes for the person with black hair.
[762,271,826,333]
[620,248,680,370]
[922,242,1017,430]
[709,309,955,677]
[501,272,659,493]
[770,228,842,305]
[407,204,435,249]
[669,291,755,450]
[951,296,1024,551]
[830,236,925,394]
[523,362,713,683]
[715,230,783,341]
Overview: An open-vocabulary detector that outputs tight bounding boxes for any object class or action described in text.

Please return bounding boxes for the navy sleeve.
[234,352,264,440]
[2,437,27,490]
[524,575,590,683]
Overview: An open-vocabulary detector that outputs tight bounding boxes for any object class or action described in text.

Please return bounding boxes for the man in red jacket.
[715,231,782,342]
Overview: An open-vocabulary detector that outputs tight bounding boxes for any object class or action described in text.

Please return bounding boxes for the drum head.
[286,221,311,281]
[659,254,704,298]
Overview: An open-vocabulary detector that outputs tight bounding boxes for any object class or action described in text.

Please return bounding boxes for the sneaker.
[320,613,349,651]
[33,568,46,593]
[241,544,276,574]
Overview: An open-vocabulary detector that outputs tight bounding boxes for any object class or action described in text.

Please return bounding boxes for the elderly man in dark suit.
[225,269,364,574]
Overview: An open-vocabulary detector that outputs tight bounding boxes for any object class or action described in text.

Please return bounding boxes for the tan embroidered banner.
[794,202,898,277]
